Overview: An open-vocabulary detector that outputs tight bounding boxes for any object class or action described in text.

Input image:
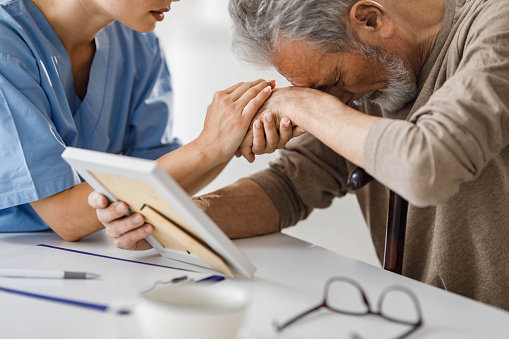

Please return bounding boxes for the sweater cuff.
[247,169,307,230]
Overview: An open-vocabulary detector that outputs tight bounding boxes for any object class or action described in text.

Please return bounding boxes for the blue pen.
[0,285,121,313]
[0,275,223,314]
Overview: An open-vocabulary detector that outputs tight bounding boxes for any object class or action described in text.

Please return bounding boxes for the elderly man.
[91,0,509,310]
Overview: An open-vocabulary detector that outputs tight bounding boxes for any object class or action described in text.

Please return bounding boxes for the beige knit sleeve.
[249,133,351,229]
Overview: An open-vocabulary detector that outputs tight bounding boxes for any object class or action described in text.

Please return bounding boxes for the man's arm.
[194,179,280,238]
[238,87,380,168]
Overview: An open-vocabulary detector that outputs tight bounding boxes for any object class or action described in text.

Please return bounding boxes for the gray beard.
[353,48,417,112]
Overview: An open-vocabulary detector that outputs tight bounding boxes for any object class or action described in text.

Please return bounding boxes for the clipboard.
[61,147,256,278]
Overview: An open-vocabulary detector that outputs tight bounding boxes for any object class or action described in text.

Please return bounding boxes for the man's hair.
[228,0,359,68]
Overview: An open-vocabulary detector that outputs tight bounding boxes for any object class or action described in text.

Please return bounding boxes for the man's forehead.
[276,67,312,87]
[275,41,338,87]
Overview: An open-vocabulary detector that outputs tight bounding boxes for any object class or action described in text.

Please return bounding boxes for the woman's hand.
[235,113,305,162]
[194,79,276,165]
[88,192,153,250]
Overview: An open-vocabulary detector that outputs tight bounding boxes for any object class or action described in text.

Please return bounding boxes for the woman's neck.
[31,0,108,100]
[30,0,112,54]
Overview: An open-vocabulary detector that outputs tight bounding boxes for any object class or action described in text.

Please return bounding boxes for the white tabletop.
[0,230,508,339]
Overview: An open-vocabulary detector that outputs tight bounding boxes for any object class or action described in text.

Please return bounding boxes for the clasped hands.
[235,87,306,162]
[199,80,306,164]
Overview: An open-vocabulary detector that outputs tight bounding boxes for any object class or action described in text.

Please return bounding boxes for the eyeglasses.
[273,277,423,339]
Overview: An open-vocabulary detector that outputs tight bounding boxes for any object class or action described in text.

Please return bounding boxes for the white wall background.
[155,0,380,267]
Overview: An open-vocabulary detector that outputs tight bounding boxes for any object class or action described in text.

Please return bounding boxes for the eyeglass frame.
[273,276,424,339]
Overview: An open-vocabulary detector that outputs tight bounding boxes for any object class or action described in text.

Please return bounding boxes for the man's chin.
[351,81,417,112]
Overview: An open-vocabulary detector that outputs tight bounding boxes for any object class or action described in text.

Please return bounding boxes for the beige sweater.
[250,0,509,310]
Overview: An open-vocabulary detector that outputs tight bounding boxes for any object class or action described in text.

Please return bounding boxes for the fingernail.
[263,86,271,93]
[283,118,290,128]
[265,112,273,122]
[254,120,261,128]
[115,204,127,214]
[144,226,153,234]
[133,214,143,225]
[95,197,104,207]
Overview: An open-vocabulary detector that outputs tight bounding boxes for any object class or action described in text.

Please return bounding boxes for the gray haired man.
[92,0,509,311]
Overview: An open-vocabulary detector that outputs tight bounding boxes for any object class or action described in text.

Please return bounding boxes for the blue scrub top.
[0,0,182,232]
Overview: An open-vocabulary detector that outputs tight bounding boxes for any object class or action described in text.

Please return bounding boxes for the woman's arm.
[155,79,275,195]
[32,80,282,241]
[30,183,101,241]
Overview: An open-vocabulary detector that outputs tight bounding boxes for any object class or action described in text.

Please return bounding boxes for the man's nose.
[326,87,353,104]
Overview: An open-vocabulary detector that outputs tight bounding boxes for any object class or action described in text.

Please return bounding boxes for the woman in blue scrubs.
[0,0,295,241]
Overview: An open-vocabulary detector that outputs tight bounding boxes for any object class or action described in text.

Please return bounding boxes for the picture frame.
[61,147,256,278]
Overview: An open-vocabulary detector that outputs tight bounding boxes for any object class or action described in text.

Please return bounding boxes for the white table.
[0,230,508,339]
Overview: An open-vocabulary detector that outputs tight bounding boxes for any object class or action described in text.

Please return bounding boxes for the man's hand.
[88,191,153,250]
[237,88,307,161]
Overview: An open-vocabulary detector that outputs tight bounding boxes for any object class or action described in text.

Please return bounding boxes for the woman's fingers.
[257,112,278,154]
[212,79,269,107]
[241,85,273,120]
[88,191,153,251]
[223,81,246,94]
[251,115,299,155]
[239,129,255,163]
[100,210,154,250]
[230,79,264,99]
[231,79,275,104]
[252,119,265,154]
[277,117,294,149]
[109,225,154,251]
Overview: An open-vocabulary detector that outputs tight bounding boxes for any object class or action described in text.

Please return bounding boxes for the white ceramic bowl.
[134,281,252,339]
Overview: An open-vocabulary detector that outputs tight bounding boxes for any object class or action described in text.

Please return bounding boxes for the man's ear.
[349,1,394,45]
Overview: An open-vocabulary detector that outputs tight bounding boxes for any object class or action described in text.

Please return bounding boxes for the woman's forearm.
[30,182,103,241]
[155,139,229,195]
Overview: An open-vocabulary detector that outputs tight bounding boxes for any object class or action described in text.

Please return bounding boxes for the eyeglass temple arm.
[350,322,421,339]
[347,167,409,275]
[273,302,325,332]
